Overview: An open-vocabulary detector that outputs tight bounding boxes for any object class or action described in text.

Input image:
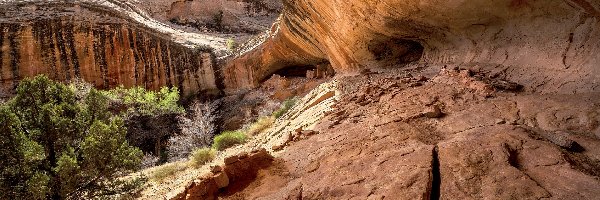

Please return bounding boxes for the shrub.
[0,75,143,199]
[189,148,216,168]
[212,131,247,151]
[141,154,160,169]
[273,98,297,118]
[167,100,220,162]
[246,116,275,136]
[226,38,236,51]
[149,163,187,182]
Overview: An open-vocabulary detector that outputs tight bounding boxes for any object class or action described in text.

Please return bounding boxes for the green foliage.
[212,131,247,151]
[189,148,216,168]
[53,147,79,197]
[273,98,297,118]
[226,38,236,51]
[101,85,184,117]
[27,172,50,200]
[0,75,143,199]
[96,174,148,198]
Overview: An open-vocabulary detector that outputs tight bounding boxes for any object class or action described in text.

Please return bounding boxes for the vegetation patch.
[246,116,275,136]
[226,38,237,51]
[0,75,143,199]
[212,131,248,151]
[167,101,220,162]
[149,163,188,182]
[101,86,185,117]
[273,98,297,118]
[189,148,216,168]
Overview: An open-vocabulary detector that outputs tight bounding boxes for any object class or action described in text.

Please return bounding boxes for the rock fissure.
[430,145,441,200]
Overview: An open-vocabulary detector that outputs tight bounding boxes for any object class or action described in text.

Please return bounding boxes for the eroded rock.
[173,149,274,200]
[224,0,600,95]
[0,1,220,95]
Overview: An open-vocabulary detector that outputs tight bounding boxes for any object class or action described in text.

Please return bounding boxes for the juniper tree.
[0,75,142,199]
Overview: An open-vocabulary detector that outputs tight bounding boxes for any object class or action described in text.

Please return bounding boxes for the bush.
[189,148,216,168]
[0,75,143,199]
[141,154,160,169]
[149,163,187,182]
[246,116,275,136]
[167,100,220,162]
[273,98,297,118]
[212,131,247,151]
[226,38,236,51]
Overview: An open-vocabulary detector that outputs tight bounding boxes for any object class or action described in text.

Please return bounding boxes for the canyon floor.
[142,65,600,199]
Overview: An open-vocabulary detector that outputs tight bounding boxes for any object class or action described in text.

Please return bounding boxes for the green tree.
[0,75,143,199]
[101,85,184,117]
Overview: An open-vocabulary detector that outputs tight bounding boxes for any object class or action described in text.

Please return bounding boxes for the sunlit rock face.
[166,0,282,33]
[0,1,218,96]
[224,0,600,94]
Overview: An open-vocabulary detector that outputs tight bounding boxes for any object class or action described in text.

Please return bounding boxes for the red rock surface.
[207,67,600,199]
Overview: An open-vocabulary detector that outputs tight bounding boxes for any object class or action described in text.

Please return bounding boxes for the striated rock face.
[224,0,600,94]
[0,1,219,96]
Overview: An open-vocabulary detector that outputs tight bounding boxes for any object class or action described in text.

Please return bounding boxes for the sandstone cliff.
[224,0,600,94]
[0,0,224,96]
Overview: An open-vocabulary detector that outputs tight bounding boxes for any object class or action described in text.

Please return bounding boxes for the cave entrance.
[269,62,335,81]
[272,65,317,78]
[368,38,424,67]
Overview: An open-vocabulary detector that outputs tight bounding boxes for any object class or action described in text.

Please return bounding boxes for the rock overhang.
[223,0,600,94]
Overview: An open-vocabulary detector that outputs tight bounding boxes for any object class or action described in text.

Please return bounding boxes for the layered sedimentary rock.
[224,0,600,94]
[0,1,219,96]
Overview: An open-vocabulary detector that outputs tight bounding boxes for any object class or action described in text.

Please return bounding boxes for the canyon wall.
[0,1,219,96]
[224,0,600,94]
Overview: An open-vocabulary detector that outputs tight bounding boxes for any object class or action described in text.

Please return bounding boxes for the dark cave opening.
[368,38,424,67]
[264,62,335,82]
[272,65,317,78]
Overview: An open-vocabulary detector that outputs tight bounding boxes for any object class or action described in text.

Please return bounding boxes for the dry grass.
[246,116,275,136]
[189,148,216,168]
[149,162,188,182]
